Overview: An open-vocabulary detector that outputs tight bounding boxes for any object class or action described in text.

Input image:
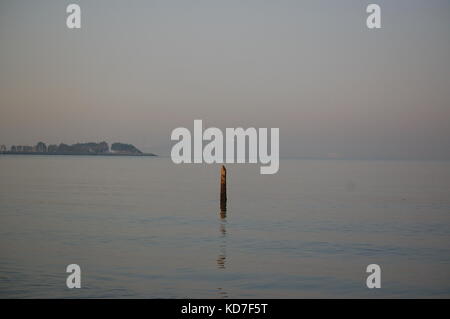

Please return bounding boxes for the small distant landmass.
[0,141,156,156]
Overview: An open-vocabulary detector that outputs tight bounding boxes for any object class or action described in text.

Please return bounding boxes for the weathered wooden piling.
[220,165,227,212]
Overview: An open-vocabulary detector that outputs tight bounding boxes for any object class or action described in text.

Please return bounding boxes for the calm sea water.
[0,156,449,298]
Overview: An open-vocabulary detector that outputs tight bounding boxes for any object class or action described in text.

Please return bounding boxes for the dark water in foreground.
[0,156,449,298]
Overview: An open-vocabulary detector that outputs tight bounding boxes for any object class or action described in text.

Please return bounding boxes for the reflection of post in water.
[216,253,226,269]
[217,287,228,298]
[216,215,229,297]
[216,211,227,269]
[220,165,227,212]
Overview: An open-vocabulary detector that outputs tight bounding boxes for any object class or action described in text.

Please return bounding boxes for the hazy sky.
[0,0,449,159]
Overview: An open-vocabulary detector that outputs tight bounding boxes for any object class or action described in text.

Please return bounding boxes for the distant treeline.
[0,142,155,156]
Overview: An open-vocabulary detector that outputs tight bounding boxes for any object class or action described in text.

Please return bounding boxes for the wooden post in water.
[220,165,227,214]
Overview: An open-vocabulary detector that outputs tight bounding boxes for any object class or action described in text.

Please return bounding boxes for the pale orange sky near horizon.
[0,0,449,159]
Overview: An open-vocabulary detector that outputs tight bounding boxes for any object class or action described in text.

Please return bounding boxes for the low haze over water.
[0,156,449,298]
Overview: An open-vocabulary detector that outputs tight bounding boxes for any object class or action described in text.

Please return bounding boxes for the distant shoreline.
[0,141,156,157]
[0,152,157,157]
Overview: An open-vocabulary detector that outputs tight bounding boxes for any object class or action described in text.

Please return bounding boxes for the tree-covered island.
[0,142,156,156]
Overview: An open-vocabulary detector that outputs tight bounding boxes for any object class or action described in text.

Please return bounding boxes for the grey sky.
[0,0,449,159]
